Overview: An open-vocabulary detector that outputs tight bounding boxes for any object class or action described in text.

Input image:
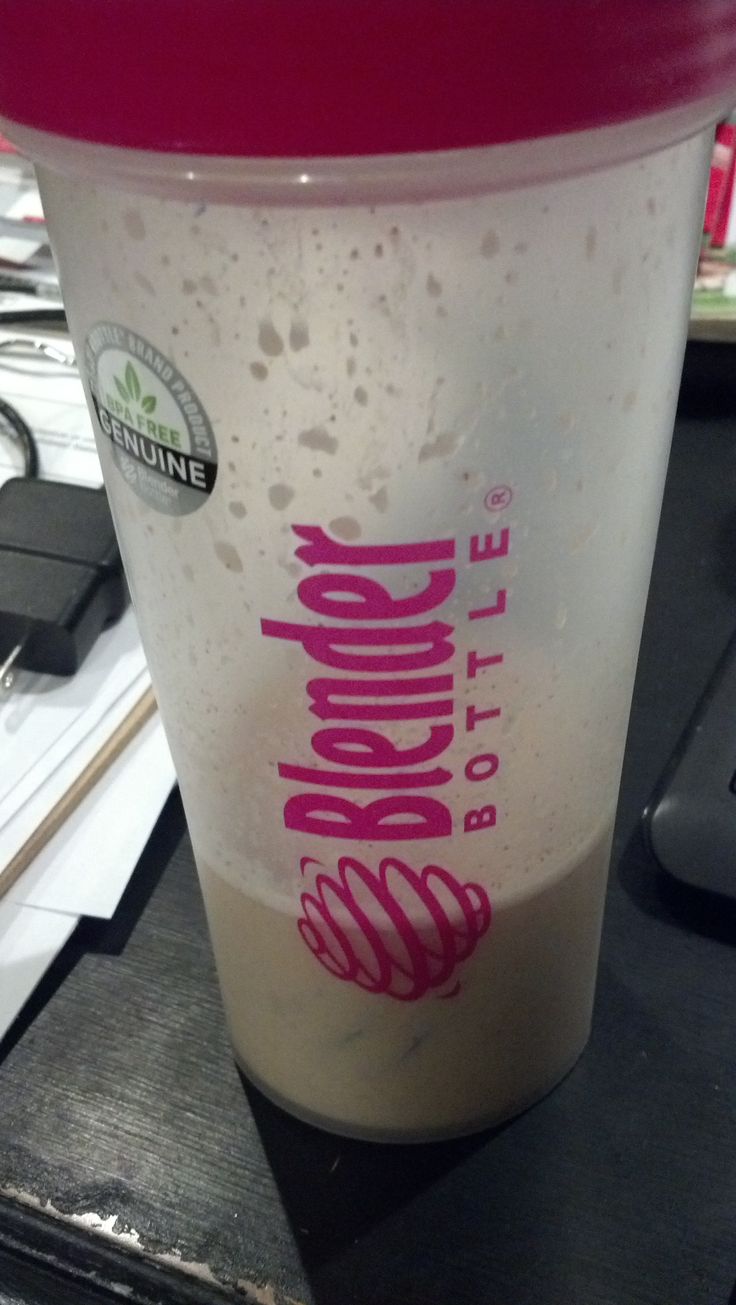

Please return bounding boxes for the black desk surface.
[1,344,735,1305]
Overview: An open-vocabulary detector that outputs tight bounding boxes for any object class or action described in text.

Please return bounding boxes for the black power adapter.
[0,476,128,678]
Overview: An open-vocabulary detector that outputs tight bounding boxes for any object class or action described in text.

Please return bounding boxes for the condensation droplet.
[329,516,361,540]
[585,225,597,260]
[250,361,268,380]
[418,431,460,462]
[228,501,247,519]
[134,272,155,297]
[200,274,217,295]
[124,210,145,240]
[258,320,284,356]
[214,541,244,573]
[622,389,637,411]
[357,465,390,491]
[426,273,442,297]
[570,522,600,553]
[369,485,389,512]
[354,386,369,406]
[298,426,338,454]
[268,483,295,510]
[289,319,310,351]
[481,230,500,258]
[182,278,197,295]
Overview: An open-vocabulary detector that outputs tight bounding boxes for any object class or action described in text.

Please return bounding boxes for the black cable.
[0,395,39,477]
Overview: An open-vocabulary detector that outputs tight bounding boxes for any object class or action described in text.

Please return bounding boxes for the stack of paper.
[0,328,177,1040]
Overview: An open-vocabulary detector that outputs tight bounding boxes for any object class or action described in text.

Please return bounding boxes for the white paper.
[1,609,147,819]
[0,898,79,1038]
[0,307,177,1035]
[1,610,148,814]
[0,669,159,870]
[10,713,176,918]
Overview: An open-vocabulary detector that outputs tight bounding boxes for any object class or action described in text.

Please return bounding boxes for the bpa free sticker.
[85,322,217,516]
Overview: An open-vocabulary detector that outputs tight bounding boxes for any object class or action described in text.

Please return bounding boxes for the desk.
[1,344,735,1305]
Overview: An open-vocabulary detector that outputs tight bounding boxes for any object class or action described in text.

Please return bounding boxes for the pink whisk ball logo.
[298,855,492,1001]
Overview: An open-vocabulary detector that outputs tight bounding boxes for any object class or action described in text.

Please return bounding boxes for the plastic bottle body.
[20,113,712,1138]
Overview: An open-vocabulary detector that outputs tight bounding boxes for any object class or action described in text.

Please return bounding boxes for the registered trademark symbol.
[484,484,513,512]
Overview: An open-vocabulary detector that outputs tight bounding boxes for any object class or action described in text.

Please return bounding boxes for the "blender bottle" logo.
[261,519,511,997]
[262,523,509,841]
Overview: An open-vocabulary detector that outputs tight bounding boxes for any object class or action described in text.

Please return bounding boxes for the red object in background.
[704,121,736,247]
[0,131,17,153]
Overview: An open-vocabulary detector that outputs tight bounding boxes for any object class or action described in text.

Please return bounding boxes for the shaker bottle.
[2,1,734,1142]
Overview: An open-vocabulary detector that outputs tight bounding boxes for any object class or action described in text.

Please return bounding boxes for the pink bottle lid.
[0,0,735,158]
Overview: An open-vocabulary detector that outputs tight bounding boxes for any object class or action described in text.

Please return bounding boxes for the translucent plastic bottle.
[2,0,734,1140]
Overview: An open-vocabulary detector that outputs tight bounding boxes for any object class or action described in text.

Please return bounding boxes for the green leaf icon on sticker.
[125,363,141,402]
[114,376,130,403]
[141,394,157,414]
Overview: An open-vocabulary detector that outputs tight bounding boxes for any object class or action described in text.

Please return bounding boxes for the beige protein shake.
[202,832,611,1138]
